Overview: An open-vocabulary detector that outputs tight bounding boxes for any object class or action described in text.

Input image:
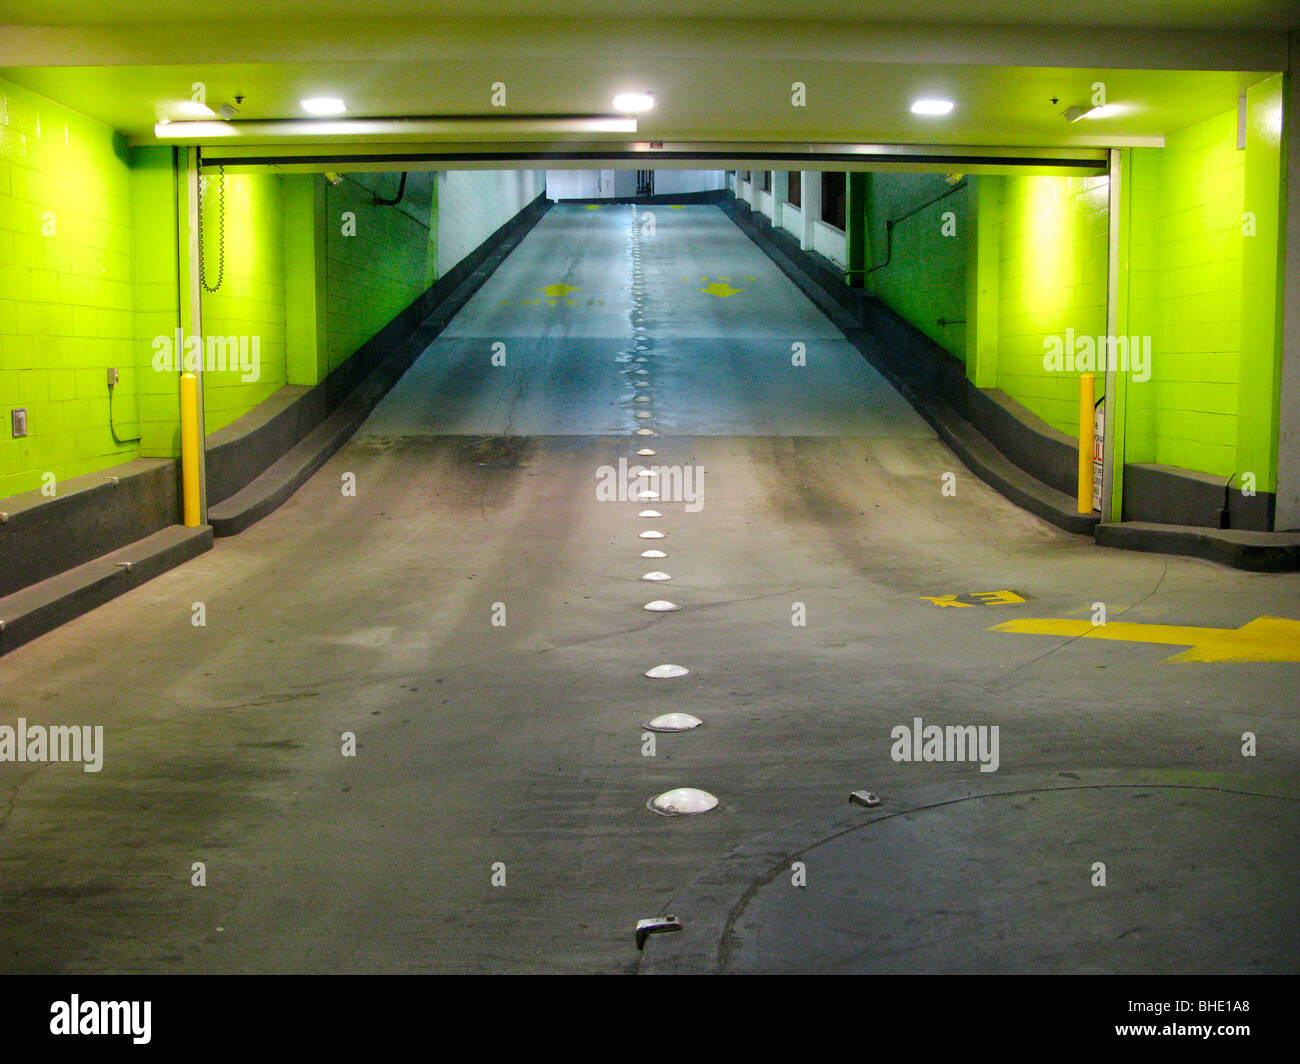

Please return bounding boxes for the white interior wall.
[438,170,547,276]
[545,169,725,200]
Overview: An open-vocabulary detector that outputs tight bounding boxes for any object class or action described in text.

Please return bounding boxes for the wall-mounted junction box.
[11,408,27,438]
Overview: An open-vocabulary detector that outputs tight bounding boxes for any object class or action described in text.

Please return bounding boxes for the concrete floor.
[1,204,1297,974]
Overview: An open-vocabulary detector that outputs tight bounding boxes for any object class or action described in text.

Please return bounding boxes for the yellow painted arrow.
[538,283,580,297]
[699,282,742,298]
[990,616,1300,663]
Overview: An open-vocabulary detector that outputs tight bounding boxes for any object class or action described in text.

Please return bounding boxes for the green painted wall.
[864,172,970,361]
[131,146,182,461]
[324,174,435,375]
[0,75,156,498]
[0,74,443,505]
[197,169,288,433]
[995,173,1110,435]
[1125,85,1284,492]
[1127,109,1245,479]
[869,90,1284,497]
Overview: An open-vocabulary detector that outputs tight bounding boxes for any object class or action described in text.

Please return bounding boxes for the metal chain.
[199,164,226,293]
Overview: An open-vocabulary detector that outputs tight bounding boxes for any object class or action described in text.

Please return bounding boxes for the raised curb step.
[0,524,212,656]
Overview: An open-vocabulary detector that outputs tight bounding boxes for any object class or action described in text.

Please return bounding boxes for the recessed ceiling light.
[911,99,954,116]
[301,97,347,116]
[613,92,655,113]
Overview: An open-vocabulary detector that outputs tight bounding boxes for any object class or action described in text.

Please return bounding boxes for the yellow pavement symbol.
[922,590,1026,608]
[990,616,1300,663]
[668,205,687,209]
[698,281,743,298]
[583,204,602,210]
[539,283,580,297]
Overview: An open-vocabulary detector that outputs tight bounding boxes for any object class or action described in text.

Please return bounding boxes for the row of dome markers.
[619,206,719,819]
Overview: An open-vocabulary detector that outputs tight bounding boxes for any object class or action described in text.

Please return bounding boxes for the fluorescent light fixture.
[152,115,637,139]
[1064,103,1122,122]
[153,120,239,138]
[911,99,954,116]
[613,92,655,113]
[301,97,347,116]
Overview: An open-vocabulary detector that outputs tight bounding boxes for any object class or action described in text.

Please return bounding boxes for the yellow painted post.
[180,373,201,527]
[1078,373,1095,514]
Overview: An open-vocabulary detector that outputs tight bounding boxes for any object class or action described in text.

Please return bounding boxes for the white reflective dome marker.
[643,600,679,612]
[645,713,702,733]
[638,510,662,518]
[639,530,665,539]
[640,549,667,558]
[636,448,656,456]
[635,428,656,436]
[641,571,671,581]
[635,411,654,419]
[649,788,718,816]
[644,663,690,678]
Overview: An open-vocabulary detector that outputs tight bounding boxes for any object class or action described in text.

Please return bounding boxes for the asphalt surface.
[1,203,1296,974]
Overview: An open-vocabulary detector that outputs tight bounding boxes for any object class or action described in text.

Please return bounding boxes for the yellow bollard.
[1078,372,1095,514]
[180,372,201,527]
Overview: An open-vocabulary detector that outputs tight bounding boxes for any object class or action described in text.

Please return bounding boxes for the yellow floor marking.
[920,595,974,608]
[668,205,686,209]
[699,281,742,298]
[923,590,1026,608]
[539,283,580,297]
[990,616,1300,663]
[584,204,602,210]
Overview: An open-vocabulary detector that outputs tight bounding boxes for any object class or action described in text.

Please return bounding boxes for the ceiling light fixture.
[613,92,655,113]
[911,99,954,116]
[1063,103,1120,122]
[301,97,347,116]
[152,114,638,140]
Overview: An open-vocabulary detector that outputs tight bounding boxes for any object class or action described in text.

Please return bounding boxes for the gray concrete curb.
[0,524,213,656]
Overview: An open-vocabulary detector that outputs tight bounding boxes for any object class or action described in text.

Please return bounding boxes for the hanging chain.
[198,164,226,293]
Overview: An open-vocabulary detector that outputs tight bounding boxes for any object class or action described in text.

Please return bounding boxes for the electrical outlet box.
[11,408,27,438]
[106,367,119,388]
